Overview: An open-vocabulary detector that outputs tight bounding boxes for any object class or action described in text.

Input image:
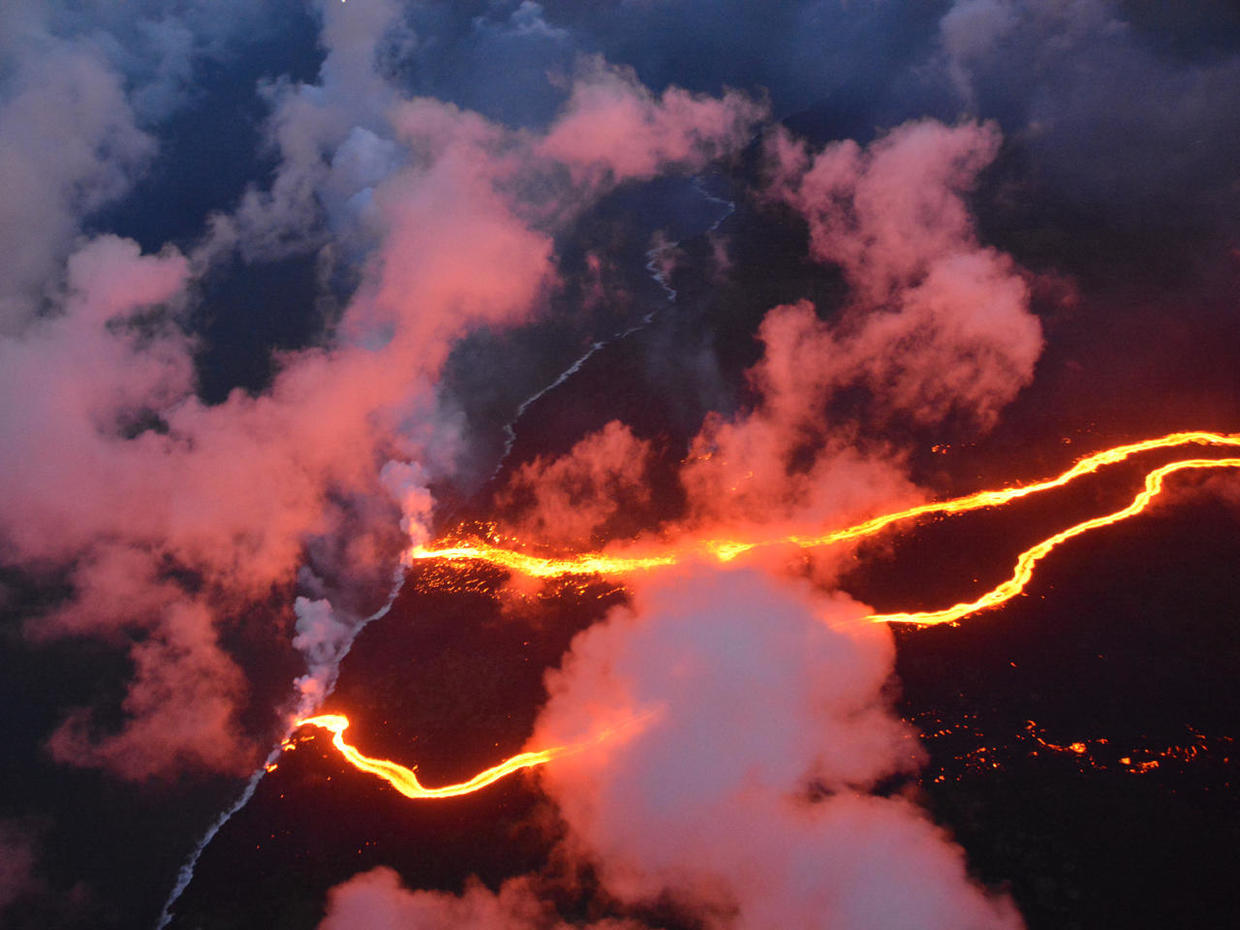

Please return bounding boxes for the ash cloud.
[314,570,1023,930]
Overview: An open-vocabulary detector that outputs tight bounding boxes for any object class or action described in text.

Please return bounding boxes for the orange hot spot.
[867,457,1240,627]
[706,540,756,562]
[408,431,1240,582]
[292,714,567,799]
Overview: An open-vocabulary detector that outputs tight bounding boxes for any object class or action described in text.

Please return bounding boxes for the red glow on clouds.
[497,421,654,548]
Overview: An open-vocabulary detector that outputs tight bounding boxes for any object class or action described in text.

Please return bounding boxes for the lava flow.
[290,714,570,799]
[292,432,1240,800]
[869,456,1240,625]
[408,430,1240,580]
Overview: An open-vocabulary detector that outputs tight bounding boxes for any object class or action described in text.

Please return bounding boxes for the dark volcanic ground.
[167,173,1240,930]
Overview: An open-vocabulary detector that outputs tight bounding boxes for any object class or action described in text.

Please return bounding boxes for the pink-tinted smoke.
[497,421,654,548]
[318,866,643,930]
[527,567,1022,929]
[765,118,1041,428]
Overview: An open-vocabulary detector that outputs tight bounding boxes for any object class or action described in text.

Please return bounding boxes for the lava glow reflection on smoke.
[286,432,1240,801]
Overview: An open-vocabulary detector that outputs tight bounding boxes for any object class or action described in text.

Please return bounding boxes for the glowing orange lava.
[411,431,1240,628]
[291,714,569,799]
[409,431,1240,580]
[407,543,679,579]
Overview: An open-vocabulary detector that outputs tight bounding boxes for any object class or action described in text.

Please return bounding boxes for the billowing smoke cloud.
[319,867,550,930]
[539,57,766,186]
[319,866,644,930]
[0,34,153,328]
[490,118,1040,567]
[0,821,39,920]
[529,568,1021,929]
[0,0,310,329]
[306,113,1043,917]
[764,118,1040,428]
[291,596,358,713]
[671,118,1040,564]
[497,421,654,548]
[203,0,406,263]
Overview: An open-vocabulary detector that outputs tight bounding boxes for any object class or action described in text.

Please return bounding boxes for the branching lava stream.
[287,432,1240,800]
